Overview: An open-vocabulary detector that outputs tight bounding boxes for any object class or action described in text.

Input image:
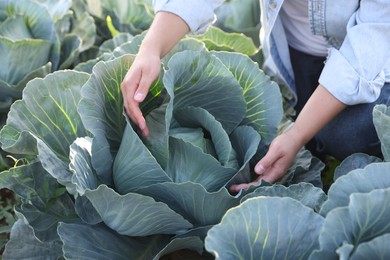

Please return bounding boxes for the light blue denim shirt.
[154,0,390,106]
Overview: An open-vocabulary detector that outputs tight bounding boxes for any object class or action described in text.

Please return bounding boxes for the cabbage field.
[0,0,390,259]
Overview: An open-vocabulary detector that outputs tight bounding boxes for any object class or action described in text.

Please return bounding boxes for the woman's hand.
[120,12,189,136]
[121,50,161,137]
[229,129,302,192]
[229,85,347,192]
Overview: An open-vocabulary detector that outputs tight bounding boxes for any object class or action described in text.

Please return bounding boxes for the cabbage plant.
[77,0,154,43]
[192,26,258,57]
[0,0,59,111]
[0,0,96,113]
[0,43,285,258]
[205,104,390,259]
[214,0,261,47]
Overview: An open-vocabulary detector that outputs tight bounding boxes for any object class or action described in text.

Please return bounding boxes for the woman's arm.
[287,85,347,148]
[230,85,346,192]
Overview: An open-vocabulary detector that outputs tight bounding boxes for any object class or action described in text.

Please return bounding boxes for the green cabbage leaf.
[0,44,283,258]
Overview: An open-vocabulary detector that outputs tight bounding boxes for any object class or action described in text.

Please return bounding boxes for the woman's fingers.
[229,177,263,193]
[121,67,147,135]
[229,132,304,192]
[253,143,283,175]
[121,54,161,137]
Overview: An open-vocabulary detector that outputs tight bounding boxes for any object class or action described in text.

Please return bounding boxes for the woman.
[120,0,390,191]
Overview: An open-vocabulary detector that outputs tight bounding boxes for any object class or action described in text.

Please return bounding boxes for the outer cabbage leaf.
[84,185,192,236]
[0,162,65,212]
[59,223,136,260]
[14,195,77,243]
[137,182,239,227]
[36,138,77,195]
[58,223,203,260]
[205,197,324,260]
[192,26,258,56]
[0,71,90,160]
[212,51,282,144]
[373,104,390,161]
[0,161,78,243]
[3,220,63,259]
[68,137,104,224]
[311,188,390,259]
[320,162,390,216]
[333,153,382,181]
[351,233,390,259]
[241,182,327,212]
[69,137,100,194]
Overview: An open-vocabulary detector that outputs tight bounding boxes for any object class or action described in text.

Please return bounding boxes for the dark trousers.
[289,46,326,116]
[289,46,326,157]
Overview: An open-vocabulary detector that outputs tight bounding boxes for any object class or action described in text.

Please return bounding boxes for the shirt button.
[269,1,277,8]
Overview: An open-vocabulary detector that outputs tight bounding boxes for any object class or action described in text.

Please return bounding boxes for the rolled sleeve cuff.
[319,48,385,105]
[154,0,216,35]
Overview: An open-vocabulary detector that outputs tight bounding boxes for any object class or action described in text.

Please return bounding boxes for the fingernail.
[134,92,144,102]
[142,128,149,137]
[255,164,265,174]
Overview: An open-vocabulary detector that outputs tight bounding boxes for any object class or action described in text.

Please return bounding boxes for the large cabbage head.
[0,44,283,258]
[113,49,282,194]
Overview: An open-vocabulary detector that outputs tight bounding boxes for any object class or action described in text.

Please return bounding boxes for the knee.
[315,122,382,161]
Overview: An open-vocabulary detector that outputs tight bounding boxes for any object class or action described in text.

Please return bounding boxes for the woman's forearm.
[140,12,190,58]
[288,85,347,147]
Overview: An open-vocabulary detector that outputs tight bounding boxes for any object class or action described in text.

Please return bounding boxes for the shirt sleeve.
[319,0,390,105]
[153,0,225,34]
